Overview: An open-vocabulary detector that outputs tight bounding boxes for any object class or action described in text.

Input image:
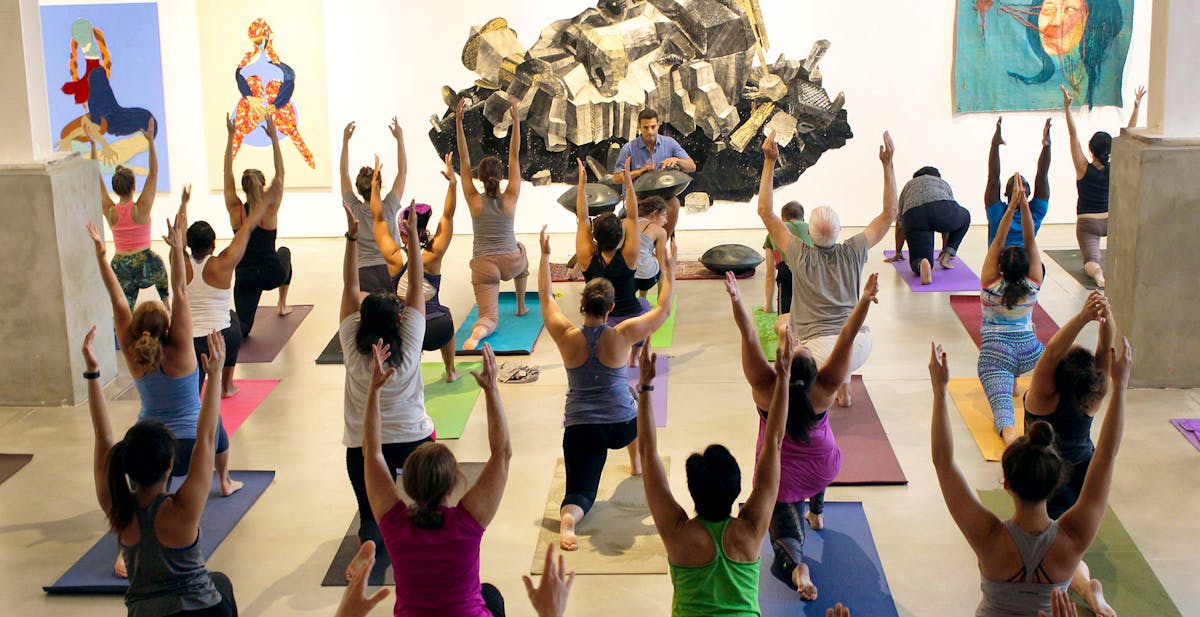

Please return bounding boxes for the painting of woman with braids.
[40,4,170,189]
[953,0,1134,112]
[229,18,315,169]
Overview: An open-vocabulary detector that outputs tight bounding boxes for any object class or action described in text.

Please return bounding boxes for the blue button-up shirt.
[612,134,691,173]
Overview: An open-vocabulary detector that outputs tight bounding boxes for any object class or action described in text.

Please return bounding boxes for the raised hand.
[342,121,356,142]
[389,117,402,140]
[878,131,895,165]
[441,153,455,183]
[1083,290,1108,323]
[372,155,382,190]
[539,224,551,255]
[1133,85,1147,106]
[576,158,586,186]
[141,117,156,141]
[82,326,99,372]
[456,96,468,118]
[162,211,186,251]
[776,323,794,369]
[202,330,225,376]
[470,343,497,390]
[370,339,396,390]
[763,129,779,162]
[507,95,520,123]
[860,272,880,305]
[1009,173,1027,211]
[638,339,657,385]
[263,115,278,141]
[403,196,419,240]
[522,545,575,617]
[1038,587,1077,617]
[1060,84,1074,107]
[1042,118,1052,147]
[336,541,391,617]
[723,271,742,302]
[86,222,106,256]
[928,342,949,390]
[225,113,235,136]
[992,117,1005,146]
[1111,337,1133,388]
[342,201,359,238]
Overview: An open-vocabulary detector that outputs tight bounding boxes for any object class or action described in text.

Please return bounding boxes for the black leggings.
[346,436,434,545]
[193,313,243,393]
[561,418,638,515]
[775,262,793,314]
[768,491,825,585]
[481,582,505,617]
[233,248,292,337]
[901,200,971,276]
[165,571,237,616]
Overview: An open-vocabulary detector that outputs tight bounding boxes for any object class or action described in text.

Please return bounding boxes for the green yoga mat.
[423,362,483,440]
[978,489,1181,616]
[648,294,677,348]
[755,308,780,359]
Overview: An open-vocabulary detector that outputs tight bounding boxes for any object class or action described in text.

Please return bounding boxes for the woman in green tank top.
[633,338,794,616]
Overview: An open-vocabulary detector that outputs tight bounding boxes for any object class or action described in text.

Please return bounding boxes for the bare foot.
[835,384,852,407]
[919,258,933,285]
[792,563,818,601]
[462,336,480,351]
[221,383,241,399]
[938,252,956,269]
[345,540,370,582]
[1086,579,1117,617]
[444,369,460,383]
[1000,426,1017,446]
[114,553,128,579]
[219,474,244,497]
[277,303,293,317]
[559,513,579,551]
[805,511,824,531]
[516,306,529,317]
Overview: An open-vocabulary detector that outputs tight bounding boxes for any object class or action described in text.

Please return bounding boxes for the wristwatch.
[637,384,654,392]
[83,370,100,380]
[345,232,358,241]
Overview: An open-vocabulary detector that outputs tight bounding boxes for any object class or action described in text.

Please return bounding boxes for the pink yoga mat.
[829,376,907,486]
[238,305,313,363]
[627,354,669,427]
[950,295,1060,348]
[1170,419,1200,453]
[212,379,280,435]
[884,250,981,292]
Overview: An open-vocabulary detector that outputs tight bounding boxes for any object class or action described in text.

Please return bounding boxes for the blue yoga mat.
[454,292,544,355]
[44,470,274,595]
[758,502,898,616]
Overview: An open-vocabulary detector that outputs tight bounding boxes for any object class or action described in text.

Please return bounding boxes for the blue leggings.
[977,330,1043,432]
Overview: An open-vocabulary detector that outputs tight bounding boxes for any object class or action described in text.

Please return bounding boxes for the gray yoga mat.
[1046,249,1105,290]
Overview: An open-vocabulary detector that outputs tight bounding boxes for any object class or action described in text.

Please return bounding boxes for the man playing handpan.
[612,108,695,237]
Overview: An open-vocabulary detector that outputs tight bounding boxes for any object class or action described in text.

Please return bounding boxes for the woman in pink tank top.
[724,270,881,602]
[357,342,512,616]
[89,119,168,310]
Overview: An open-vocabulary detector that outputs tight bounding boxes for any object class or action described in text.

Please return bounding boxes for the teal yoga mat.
[454,292,543,355]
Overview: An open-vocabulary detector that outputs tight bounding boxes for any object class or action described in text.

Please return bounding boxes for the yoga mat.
[978,490,1182,617]
[454,292,543,356]
[647,294,677,348]
[238,305,313,363]
[626,354,669,428]
[44,470,275,594]
[1170,419,1200,453]
[829,377,907,486]
[549,261,752,282]
[950,295,1060,348]
[0,453,32,485]
[947,377,1030,462]
[757,502,899,617]
[422,362,483,440]
[755,308,780,360]
[1047,249,1106,290]
[321,463,484,587]
[531,458,668,574]
[884,250,981,292]
[215,379,279,436]
[315,332,342,364]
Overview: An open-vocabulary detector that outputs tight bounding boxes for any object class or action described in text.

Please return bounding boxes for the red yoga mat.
[949,295,1060,348]
[829,376,907,486]
[212,379,280,435]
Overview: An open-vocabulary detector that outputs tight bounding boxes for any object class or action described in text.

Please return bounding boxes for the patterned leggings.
[111,249,168,309]
[977,330,1044,432]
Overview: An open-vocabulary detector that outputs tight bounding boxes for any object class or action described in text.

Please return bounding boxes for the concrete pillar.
[1147,0,1200,137]
[0,0,115,405]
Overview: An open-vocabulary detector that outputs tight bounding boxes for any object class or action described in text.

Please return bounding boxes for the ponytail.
[106,441,137,530]
[407,501,446,530]
[105,422,176,531]
[130,331,164,371]
[1001,421,1068,503]
[998,246,1033,309]
[400,442,460,529]
[477,156,504,200]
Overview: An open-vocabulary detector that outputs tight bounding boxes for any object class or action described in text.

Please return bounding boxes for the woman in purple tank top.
[723,270,881,602]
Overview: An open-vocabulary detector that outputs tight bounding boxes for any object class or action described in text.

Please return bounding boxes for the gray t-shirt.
[343,190,402,268]
[339,308,433,447]
[898,175,955,216]
[786,232,869,341]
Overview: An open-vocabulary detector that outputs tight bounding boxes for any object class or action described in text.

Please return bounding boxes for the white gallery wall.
[35,0,1153,238]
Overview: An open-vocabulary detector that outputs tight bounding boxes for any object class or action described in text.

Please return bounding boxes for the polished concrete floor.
[1,225,1197,617]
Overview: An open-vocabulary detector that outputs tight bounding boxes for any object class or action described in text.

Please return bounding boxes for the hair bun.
[1026,421,1056,448]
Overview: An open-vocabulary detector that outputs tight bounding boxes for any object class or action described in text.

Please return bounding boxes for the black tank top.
[583,251,642,317]
[1024,392,1095,463]
[238,225,277,269]
[1075,163,1109,215]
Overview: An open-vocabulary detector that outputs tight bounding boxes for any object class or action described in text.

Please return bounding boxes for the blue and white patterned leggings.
[977,329,1044,433]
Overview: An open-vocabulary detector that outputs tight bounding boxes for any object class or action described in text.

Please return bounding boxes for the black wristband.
[345,232,358,241]
[83,370,100,380]
[638,384,654,392]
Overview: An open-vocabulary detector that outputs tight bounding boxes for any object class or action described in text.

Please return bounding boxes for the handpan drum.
[557,183,621,216]
[700,244,764,275]
[633,169,692,200]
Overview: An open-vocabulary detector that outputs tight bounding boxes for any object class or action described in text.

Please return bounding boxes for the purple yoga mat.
[884,250,981,292]
[627,355,669,427]
[1170,419,1200,453]
[238,305,313,363]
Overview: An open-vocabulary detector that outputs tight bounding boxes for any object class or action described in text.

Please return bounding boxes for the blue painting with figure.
[41,2,169,191]
[954,0,1134,112]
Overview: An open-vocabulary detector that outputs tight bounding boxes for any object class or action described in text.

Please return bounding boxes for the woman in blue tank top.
[537,226,675,553]
[83,328,237,616]
[931,337,1132,617]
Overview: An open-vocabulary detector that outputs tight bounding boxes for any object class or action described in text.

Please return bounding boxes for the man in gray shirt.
[340,118,406,292]
[758,130,898,406]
